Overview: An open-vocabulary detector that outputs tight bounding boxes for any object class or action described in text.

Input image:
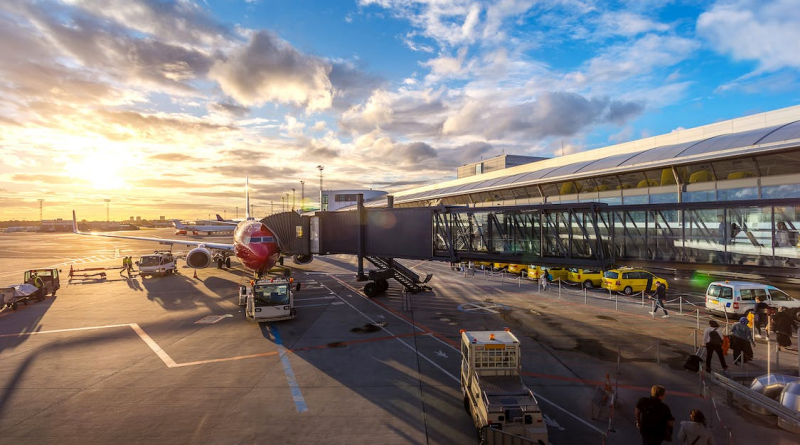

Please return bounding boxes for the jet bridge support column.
[356,194,367,281]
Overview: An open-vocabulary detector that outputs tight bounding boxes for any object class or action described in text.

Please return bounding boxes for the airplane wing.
[72,211,234,251]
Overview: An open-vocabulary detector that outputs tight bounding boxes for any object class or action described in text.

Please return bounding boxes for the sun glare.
[66,151,128,189]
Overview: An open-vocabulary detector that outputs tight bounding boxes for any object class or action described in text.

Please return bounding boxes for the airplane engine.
[292,254,313,265]
[186,247,213,268]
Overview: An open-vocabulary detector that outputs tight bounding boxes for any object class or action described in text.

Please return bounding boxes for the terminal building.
[314,105,800,277]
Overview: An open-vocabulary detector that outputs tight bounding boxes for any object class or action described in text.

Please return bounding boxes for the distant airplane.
[72,177,312,275]
[171,219,235,236]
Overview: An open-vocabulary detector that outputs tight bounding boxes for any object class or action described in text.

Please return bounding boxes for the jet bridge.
[262,202,612,297]
[263,197,800,296]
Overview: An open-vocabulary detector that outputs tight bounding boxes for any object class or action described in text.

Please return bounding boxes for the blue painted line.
[270,326,308,413]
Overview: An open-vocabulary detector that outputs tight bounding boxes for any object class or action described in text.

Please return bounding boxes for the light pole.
[316,165,324,211]
[300,181,305,212]
[37,199,44,222]
[292,188,296,211]
[281,196,285,212]
[104,199,110,223]
[285,193,289,212]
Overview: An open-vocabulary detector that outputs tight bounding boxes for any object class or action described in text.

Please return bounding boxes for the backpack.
[709,328,723,346]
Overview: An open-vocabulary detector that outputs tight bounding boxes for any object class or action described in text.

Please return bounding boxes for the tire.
[583,280,593,289]
[623,286,633,295]
[217,259,223,269]
[364,282,379,298]
[521,270,528,278]
[377,279,389,293]
[225,257,231,268]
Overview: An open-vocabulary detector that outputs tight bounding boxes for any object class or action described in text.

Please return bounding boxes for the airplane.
[171,219,235,236]
[71,177,313,276]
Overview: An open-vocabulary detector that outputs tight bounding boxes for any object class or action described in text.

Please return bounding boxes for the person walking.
[635,384,675,445]
[730,317,755,364]
[539,271,549,292]
[774,307,798,350]
[648,281,669,318]
[703,320,729,375]
[676,409,715,445]
[754,296,770,338]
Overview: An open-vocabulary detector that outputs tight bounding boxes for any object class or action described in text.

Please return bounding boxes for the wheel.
[623,286,633,295]
[11,302,17,310]
[217,259,223,269]
[583,280,593,289]
[376,279,389,292]
[225,257,231,268]
[364,282,379,298]
[521,270,528,278]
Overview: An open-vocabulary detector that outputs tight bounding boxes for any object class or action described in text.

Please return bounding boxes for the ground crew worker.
[32,273,45,300]
[120,257,128,276]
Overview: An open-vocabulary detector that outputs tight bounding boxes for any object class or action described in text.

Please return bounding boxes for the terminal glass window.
[758,150,800,177]
[717,188,757,201]
[763,184,800,199]
[711,157,757,181]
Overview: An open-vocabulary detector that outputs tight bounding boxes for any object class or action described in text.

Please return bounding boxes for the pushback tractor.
[460,329,548,444]
[238,277,296,322]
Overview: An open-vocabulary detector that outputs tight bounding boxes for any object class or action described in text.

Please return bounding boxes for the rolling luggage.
[683,354,701,373]
[684,347,704,373]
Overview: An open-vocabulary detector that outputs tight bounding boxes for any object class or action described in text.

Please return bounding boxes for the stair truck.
[460,329,548,444]
[238,277,296,322]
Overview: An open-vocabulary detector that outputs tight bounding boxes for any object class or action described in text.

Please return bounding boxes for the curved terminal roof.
[360,107,800,206]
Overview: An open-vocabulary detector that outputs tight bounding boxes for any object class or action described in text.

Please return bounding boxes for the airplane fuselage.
[232,220,281,274]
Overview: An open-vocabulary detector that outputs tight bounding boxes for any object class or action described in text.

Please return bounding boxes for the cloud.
[443,92,644,139]
[12,174,81,185]
[148,153,202,162]
[209,102,250,117]
[697,0,800,72]
[209,31,334,111]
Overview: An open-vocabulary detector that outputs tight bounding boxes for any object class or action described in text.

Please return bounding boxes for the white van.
[705,281,800,320]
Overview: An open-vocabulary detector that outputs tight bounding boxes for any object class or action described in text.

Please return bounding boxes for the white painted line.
[294,296,335,301]
[0,323,134,338]
[129,323,178,368]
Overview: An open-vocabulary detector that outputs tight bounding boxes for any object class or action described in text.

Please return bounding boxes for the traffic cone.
[193,269,198,279]
[69,264,74,278]
[604,373,612,393]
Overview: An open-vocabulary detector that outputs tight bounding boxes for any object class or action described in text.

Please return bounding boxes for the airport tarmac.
[0,230,798,444]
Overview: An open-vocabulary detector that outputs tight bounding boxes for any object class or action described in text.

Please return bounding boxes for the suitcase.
[683,354,701,373]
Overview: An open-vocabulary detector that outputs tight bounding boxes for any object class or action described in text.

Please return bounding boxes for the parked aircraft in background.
[71,178,311,275]
[171,220,235,236]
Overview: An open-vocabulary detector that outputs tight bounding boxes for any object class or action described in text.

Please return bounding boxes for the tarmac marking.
[268,325,308,413]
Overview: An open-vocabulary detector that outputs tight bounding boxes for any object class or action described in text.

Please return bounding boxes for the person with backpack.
[731,317,755,364]
[703,320,729,375]
[676,409,715,445]
[648,281,669,318]
[635,384,675,445]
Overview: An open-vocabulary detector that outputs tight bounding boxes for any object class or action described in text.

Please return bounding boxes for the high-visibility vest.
[33,276,43,288]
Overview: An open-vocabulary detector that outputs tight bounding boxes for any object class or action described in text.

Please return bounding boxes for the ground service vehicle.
[24,268,60,296]
[602,267,668,295]
[705,281,800,321]
[567,268,604,288]
[238,277,296,322]
[460,330,548,444]
[137,251,177,277]
[492,263,509,272]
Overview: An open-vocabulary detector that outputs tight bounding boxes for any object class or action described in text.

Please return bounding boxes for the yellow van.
[602,268,668,295]
[567,268,604,288]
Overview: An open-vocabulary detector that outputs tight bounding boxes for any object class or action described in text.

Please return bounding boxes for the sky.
[1,0,799,221]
